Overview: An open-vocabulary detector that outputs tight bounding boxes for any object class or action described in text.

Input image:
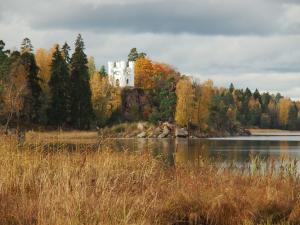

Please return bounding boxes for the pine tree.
[21,38,33,54]
[70,34,93,129]
[48,45,71,126]
[128,48,139,62]
[229,83,234,93]
[20,38,42,123]
[99,65,107,77]
[62,42,71,64]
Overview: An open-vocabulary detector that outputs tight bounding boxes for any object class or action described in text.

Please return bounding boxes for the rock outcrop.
[175,128,189,138]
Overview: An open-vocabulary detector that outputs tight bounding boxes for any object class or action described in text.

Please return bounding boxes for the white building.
[108,61,135,87]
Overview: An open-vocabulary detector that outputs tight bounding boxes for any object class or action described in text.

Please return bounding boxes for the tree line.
[0,36,299,132]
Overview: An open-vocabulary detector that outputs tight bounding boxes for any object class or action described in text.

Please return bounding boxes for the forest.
[0,35,299,133]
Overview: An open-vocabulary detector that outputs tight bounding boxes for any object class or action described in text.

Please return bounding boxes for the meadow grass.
[0,135,300,225]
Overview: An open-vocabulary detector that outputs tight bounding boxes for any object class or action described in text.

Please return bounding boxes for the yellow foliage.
[35,47,55,93]
[175,78,195,126]
[278,98,292,127]
[193,80,214,130]
[90,73,121,125]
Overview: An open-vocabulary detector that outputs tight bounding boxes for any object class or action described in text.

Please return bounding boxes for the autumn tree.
[35,47,55,93]
[248,96,261,126]
[278,98,292,129]
[175,78,195,127]
[70,34,93,129]
[48,45,71,126]
[194,80,214,131]
[88,56,96,77]
[3,55,28,130]
[134,57,154,89]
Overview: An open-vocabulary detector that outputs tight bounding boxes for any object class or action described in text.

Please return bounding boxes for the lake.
[28,130,300,171]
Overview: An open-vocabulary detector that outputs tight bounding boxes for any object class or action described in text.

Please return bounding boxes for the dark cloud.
[1,0,298,35]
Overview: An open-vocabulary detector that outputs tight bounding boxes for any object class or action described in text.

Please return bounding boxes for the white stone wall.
[108,60,135,87]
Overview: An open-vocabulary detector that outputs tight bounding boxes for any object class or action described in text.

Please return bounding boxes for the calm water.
[109,135,300,166]
[33,133,300,169]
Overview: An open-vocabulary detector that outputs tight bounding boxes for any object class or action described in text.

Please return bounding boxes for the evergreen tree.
[128,48,146,62]
[62,42,71,64]
[70,34,93,129]
[99,65,107,77]
[48,45,71,126]
[21,37,33,54]
[20,38,42,123]
[229,83,234,93]
[288,103,298,130]
[253,89,262,104]
[128,48,139,62]
[0,40,10,81]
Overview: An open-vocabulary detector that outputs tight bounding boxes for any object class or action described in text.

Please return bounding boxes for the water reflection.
[28,136,300,170]
[111,137,300,167]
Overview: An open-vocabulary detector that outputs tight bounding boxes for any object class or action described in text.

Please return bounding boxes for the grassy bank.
[1,136,300,225]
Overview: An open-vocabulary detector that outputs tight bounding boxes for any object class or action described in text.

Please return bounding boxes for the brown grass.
[0,135,300,225]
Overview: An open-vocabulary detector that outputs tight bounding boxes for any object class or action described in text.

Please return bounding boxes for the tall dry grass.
[0,135,300,225]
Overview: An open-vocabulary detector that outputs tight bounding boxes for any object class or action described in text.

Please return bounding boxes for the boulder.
[175,128,189,138]
[158,126,170,138]
[153,127,162,136]
[137,122,146,131]
[137,132,147,138]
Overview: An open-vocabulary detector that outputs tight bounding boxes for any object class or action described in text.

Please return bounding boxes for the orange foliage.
[134,58,154,89]
[152,62,180,81]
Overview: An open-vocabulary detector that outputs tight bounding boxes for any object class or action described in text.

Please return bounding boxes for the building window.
[126,79,129,85]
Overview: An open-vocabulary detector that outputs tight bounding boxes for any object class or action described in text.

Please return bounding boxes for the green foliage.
[70,34,94,129]
[20,40,43,123]
[127,48,146,62]
[148,108,160,124]
[48,45,71,126]
[99,65,107,77]
[150,75,177,122]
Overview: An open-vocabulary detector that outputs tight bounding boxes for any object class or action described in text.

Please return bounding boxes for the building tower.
[108,60,135,87]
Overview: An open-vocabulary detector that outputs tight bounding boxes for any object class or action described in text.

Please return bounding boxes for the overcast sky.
[1,0,300,98]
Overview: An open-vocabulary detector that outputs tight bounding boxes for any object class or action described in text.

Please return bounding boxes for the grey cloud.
[1,0,297,35]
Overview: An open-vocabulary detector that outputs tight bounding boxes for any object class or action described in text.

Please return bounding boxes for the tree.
[175,78,195,127]
[0,40,10,110]
[20,38,42,123]
[268,99,279,128]
[48,45,71,126]
[128,48,146,62]
[61,42,71,64]
[248,96,261,126]
[3,56,28,130]
[35,47,55,93]
[87,56,96,77]
[278,98,292,129]
[229,83,234,93]
[134,57,154,89]
[70,34,93,129]
[288,103,298,130]
[21,38,33,54]
[99,65,107,77]
[128,48,139,62]
[150,75,177,123]
[194,80,214,131]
